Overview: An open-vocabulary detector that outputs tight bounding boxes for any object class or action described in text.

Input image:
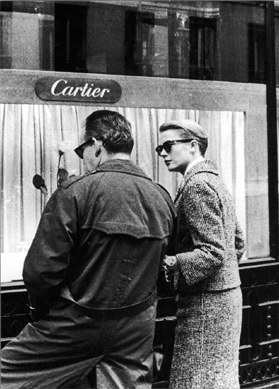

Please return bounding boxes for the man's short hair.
[85,110,134,154]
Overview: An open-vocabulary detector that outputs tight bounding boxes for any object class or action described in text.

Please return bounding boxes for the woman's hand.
[163,255,178,271]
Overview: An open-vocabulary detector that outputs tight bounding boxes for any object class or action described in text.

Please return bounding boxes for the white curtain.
[0,104,246,259]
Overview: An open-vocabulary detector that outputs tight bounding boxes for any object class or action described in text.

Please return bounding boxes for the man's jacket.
[23,160,176,318]
[174,159,245,295]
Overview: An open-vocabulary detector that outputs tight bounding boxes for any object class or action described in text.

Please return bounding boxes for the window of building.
[55,3,87,73]
[248,23,266,83]
[188,16,220,81]
[0,1,271,84]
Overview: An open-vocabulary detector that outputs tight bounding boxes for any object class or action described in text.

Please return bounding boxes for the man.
[158,120,245,388]
[1,110,176,389]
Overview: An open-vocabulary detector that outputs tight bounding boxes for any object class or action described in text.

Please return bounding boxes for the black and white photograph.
[0,1,279,388]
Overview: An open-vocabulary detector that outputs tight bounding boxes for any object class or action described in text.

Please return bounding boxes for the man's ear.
[92,137,102,157]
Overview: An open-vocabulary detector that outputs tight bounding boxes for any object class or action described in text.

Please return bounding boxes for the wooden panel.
[239,263,279,387]
[0,69,266,112]
[1,282,30,348]
[2,264,279,388]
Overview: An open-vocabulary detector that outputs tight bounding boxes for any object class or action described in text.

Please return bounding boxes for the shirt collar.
[185,156,204,176]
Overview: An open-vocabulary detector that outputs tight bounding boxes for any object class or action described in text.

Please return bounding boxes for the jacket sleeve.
[235,219,246,262]
[154,183,178,255]
[176,180,226,286]
[23,186,78,308]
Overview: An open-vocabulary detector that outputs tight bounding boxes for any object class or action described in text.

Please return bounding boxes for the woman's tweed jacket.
[174,159,245,297]
[169,159,245,389]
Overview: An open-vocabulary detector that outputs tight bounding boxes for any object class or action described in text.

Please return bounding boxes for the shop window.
[1,104,249,284]
[2,101,275,271]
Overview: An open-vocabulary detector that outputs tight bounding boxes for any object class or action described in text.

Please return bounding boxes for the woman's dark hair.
[197,139,208,156]
[85,110,134,154]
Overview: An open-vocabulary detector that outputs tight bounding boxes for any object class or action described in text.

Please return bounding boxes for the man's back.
[23,159,176,313]
[2,110,177,389]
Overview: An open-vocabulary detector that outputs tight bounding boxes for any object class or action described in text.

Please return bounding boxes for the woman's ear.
[191,140,199,150]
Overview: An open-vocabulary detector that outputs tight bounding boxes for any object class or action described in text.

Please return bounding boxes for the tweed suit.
[169,159,245,389]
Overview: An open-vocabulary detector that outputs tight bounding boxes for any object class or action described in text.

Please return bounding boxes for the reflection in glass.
[0,1,270,83]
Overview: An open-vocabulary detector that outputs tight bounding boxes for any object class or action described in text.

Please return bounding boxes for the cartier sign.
[35,77,122,103]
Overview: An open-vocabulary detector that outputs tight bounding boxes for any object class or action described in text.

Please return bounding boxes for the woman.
[157,119,245,389]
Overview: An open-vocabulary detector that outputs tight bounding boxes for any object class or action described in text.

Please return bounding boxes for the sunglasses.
[74,138,94,159]
[155,139,193,156]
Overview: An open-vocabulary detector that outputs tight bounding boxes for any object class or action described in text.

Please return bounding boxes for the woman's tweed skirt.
[169,287,242,389]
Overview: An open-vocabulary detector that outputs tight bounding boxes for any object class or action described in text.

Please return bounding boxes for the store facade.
[1,1,279,388]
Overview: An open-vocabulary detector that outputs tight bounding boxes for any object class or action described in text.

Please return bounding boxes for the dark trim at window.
[266,1,278,259]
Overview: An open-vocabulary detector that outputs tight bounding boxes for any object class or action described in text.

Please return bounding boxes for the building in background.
[0,1,278,388]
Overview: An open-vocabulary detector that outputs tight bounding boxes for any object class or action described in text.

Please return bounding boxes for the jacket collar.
[95,159,152,180]
[185,156,204,175]
[174,160,218,203]
[185,159,218,183]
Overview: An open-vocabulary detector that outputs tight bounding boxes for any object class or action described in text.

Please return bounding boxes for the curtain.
[0,104,246,264]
